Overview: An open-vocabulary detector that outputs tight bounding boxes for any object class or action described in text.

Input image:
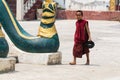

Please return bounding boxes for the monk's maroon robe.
[73,20,89,58]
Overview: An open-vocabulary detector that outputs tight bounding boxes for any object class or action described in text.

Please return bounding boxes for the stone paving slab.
[0,57,16,74]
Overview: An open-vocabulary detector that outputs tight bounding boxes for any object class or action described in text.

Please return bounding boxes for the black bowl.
[84,41,95,48]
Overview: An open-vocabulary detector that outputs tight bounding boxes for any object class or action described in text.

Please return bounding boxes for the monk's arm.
[85,22,92,41]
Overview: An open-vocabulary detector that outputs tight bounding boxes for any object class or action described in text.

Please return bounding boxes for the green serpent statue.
[0,24,9,58]
[0,0,59,56]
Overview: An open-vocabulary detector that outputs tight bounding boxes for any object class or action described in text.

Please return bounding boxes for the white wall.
[65,0,110,11]
[16,0,24,20]
[54,0,65,8]
[65,0,71,9]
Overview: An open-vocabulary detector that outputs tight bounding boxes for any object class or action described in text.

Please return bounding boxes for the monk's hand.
[88,38,92,41]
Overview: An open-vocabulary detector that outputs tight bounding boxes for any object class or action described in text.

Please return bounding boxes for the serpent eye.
[49,4,54,10]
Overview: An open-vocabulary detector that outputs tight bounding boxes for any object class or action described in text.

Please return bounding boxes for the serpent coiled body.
[0,26,9,58]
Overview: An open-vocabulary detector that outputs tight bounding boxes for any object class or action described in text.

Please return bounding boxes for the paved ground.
[0,20,120,80]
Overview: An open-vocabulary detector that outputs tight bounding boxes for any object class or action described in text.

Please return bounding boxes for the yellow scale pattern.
[0,24,5,37]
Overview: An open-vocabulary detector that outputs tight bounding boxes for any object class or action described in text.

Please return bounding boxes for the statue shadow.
[0,71,19,75]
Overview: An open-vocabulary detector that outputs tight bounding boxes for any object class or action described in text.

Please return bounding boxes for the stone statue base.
[0,57,16,73]
[18,52,62,65]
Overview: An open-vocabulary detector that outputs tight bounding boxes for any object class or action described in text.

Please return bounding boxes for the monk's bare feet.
[69,62,76,65]
[85,61,90,65]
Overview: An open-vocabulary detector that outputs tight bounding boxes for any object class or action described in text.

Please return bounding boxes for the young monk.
[69,10,92,65]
